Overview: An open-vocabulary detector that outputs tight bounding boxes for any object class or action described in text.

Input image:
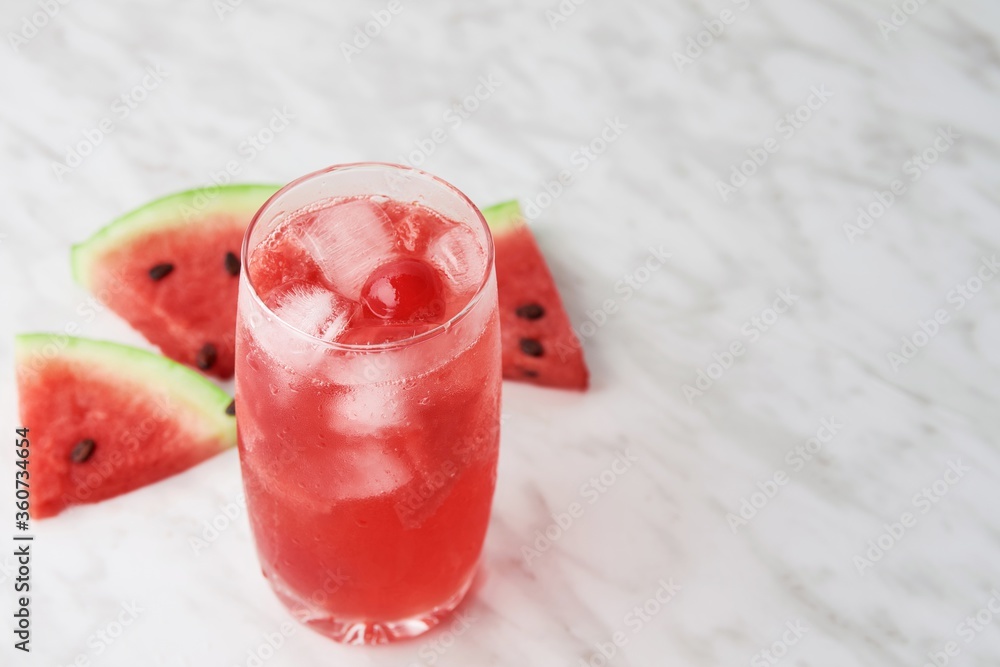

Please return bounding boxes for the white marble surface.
[3,0,1000,664]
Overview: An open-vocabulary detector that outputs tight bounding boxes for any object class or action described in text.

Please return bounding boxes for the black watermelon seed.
[70,438,96,463]
[148,263,174,281]
[519,368,539,378]
[519,338,544,357]
[196,343,218,370]
[224,252,240,276]
[515,303,545,320]
[225,399,236,416]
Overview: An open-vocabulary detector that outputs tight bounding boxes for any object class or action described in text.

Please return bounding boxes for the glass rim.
[240,162,495,352]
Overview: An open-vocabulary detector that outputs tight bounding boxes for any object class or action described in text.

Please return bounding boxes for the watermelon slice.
[15,334,237,519]
[71,184,279,379]
[482,201,589,390]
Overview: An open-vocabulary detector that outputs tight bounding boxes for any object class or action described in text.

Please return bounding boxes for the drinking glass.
[234,163,501,644]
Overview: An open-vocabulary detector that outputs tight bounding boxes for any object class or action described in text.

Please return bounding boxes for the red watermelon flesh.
[71,185,279,379]
[15,334,237,519]
[482,201,589,390]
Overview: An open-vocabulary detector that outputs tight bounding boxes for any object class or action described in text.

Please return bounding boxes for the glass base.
[267,568,476,645]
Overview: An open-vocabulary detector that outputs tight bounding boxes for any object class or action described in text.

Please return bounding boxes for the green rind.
[481,200,525,236]
[71,184,281,288]
[15,334,236,448]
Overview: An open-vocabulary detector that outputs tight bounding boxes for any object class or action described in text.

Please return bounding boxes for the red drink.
[234,164,501,644]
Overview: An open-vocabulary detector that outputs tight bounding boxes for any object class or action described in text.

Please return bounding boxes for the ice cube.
[427,223,485,294]
[313,382,415,499]
[247,225,328,302]
[329,380,408,436]
[267,281,357,342]
[252,281,357,378]
[294,199,399,298]
[338,446,413,499]
[282,438,413,504]
[390,205,440,254]
[338,321,435,346]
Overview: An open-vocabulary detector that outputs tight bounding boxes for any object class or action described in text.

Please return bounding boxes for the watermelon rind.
[15,333,236,447]
[70,184,280,289]
[481,200,524,235]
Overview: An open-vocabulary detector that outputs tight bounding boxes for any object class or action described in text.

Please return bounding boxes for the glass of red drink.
[234,163,501,644]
